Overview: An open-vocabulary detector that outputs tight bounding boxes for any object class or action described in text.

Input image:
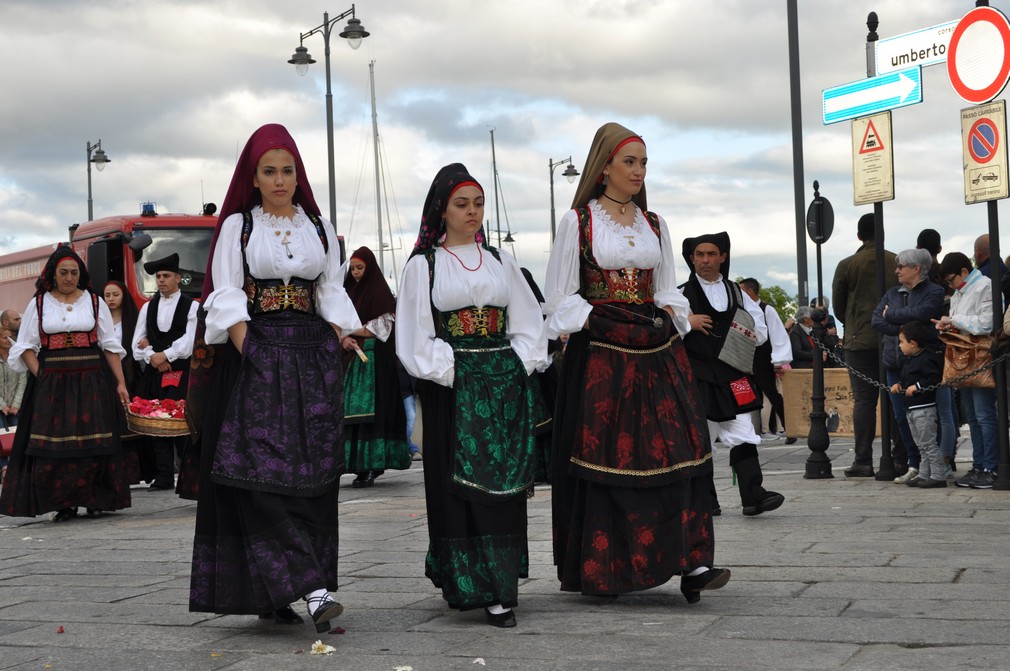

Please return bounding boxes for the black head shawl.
[343,246,396,324]
[36,245,91,296]
[682,232,731,278]
[411,163,487,258]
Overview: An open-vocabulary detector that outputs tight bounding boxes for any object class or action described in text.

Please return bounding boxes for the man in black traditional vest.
[131,253,198,490]
[680,233,785,516]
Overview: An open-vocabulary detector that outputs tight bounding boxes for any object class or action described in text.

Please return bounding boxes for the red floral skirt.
[551,304,715,594]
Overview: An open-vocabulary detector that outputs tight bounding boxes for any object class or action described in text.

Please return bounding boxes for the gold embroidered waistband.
[249,280,315,314]
[46,332,93,349]
[446,306,505,337]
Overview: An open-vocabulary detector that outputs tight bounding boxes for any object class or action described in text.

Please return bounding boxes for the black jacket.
[898,348,943,408]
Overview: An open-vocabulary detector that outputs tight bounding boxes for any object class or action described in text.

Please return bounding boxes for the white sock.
[486,603,510,615]
[687,567,710,577]
[305,588,331,611]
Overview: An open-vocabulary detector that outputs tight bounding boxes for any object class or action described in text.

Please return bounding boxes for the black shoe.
[485,608,517,628]
[843,464,874,478]
[308,597,344,633]
[874,470,896,481]
[351,471,376,488]
[680,568,731,604]
[742,491,785,516]
[149,480,173,491]
[712,506,721,517]
[85,508,103,518]
[917,478,948,489]
[259,605,304,625]
[784,437,797,445]
[53,508,78,523]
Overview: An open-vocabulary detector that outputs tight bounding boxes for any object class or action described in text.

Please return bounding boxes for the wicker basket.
[126,411,190,437]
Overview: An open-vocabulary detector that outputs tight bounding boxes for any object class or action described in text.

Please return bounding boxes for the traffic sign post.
[961,100,1008,205]
[947,6,1010,104]
[822,66,922,125]
[851,111,894,206]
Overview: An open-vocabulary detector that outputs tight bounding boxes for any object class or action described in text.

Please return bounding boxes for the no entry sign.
[947,6,1010,104]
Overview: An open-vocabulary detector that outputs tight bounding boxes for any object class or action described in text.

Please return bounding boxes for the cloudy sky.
[0,0,999,314]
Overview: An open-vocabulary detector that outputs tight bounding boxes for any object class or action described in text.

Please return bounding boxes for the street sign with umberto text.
[876,20,957,75]
[822,67,923,125]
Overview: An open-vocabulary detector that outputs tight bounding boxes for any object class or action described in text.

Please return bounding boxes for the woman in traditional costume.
[0,246,130,522]
[543,122,730,603]
[341,245,411,487]
[188,123,361,634]
[396,164,548,628]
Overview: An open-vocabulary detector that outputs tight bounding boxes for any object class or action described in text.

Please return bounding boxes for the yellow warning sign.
[852,111,894,205]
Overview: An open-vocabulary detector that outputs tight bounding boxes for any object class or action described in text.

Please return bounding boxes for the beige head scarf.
[570,122,647,211]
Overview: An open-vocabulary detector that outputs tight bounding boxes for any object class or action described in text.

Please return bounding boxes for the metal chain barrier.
[810,334,1010,393]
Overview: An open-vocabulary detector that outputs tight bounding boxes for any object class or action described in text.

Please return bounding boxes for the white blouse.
[396,244,549,388]
[543,200,693,339]
[202,206,361,344]
[10,291,126,373]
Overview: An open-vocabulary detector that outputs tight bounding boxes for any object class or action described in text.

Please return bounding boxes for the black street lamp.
[87,139,111,221]
[549,157,579,244]
[289,6,370,233]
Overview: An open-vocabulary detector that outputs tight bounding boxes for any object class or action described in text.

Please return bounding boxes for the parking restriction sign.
[961,100,1009,204]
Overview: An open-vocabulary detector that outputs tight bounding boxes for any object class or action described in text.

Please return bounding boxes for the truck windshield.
[133,228,213,300]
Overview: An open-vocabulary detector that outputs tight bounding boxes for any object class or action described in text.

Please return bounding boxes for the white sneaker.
[944,465,954,480]
[894,467,919,484]
[760,432,780,442]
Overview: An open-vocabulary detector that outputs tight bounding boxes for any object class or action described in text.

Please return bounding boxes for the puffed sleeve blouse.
[542,200,692,339]
[10,291,125,373]
[202,205,361,344]
[396,243,549,388]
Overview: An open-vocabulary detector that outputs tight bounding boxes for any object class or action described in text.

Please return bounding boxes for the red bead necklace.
[442,243,483,272]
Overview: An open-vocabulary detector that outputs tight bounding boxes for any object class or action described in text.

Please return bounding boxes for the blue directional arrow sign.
[822,66,923,125]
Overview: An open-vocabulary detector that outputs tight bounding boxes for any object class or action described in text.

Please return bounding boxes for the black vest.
[145,293,195,353]
[679,275,747,384]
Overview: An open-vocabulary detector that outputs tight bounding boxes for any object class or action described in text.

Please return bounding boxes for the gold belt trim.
[31,431,114,442]
[570,451,711,476]
[588,335,679,354]
[451,474,532,496]
[45,354,101,362]
[453,344,511,353]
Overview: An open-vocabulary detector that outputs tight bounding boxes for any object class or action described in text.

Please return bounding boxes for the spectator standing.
[974,234,1010,308]
[832,213,898,478]
[871,249,945,484]
[0,327,25,429]
[890,321,946,488]
[0,310,21,341]
[936,252,998,489]
[789,306,818,369]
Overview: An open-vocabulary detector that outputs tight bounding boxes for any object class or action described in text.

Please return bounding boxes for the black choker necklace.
[602,192,634,215]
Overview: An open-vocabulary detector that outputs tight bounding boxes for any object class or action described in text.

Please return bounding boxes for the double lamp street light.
[288,5,370,234]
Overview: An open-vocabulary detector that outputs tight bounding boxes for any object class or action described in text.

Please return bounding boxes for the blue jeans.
[961,386,998,472]
[886,368,921,468]
[935,386,956,459]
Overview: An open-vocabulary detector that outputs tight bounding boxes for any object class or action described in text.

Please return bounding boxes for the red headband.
[597,136,645,183]
[449,180,484,198]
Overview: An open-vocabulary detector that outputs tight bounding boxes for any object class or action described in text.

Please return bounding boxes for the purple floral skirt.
[189,311,344,615]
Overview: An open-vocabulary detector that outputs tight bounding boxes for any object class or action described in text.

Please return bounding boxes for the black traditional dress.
[188,206,361,615]
[396,243,548,610]
[544,201,714,594]
[0,292,130,516]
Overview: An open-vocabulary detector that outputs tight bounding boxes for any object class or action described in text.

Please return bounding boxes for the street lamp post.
[549,157,579,244]
[289,6,370,234]
[86,140,111,221]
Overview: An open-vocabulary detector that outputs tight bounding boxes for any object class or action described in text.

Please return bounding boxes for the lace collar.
[254,204,309,230]
[588,199,645,235]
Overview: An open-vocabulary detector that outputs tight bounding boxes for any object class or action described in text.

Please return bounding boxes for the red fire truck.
[0,203,217,313]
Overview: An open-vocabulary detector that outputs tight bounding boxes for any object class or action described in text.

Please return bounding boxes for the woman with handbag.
[871,248,945,484]
[935,252,997,490]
